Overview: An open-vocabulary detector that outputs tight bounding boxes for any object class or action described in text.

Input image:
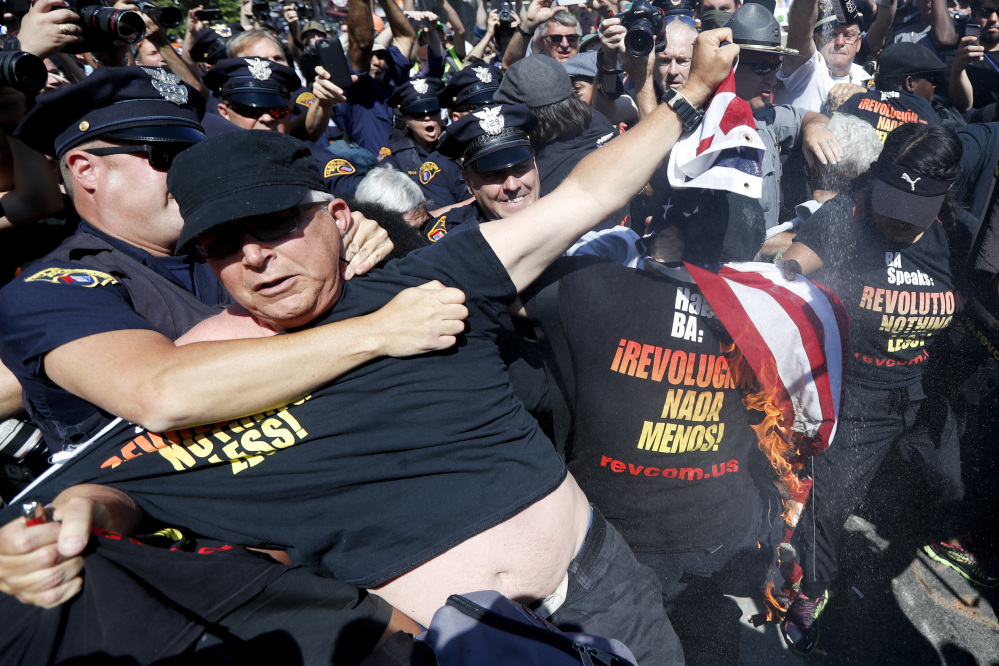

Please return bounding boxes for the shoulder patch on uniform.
[324,158,357,178]
[419,161,441,184]
[296,91,317,107]
[24,267,119,287]
[377,146,392,162]
[425,216,447,242]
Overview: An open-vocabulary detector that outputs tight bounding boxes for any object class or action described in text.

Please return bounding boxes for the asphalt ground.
[669,440,999,666]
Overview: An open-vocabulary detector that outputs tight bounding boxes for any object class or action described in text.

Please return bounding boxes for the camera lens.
[0,51,46,92]
[148,5,183,29]
[625,18,655,57]
[78,5,145,45]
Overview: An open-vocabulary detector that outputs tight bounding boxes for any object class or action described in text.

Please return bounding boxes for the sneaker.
[780,591,827,655]
[923,541,999,588]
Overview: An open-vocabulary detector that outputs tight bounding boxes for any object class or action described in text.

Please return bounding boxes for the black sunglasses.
[974,5,999,18]
[545,34,580,46]
[226,99,292,120]
[746,59,782,76]
[82,143,193,171]
[197,201,327,259]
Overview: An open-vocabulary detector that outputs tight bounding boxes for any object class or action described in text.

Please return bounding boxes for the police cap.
[439,65,502,109]
[14,66,206,159]
[190,24,241,64]
[388,76,445,115]
[204,57,299,109]
[437,104,537,173]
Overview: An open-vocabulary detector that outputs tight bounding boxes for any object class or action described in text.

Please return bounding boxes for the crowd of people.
[0,0,997,662]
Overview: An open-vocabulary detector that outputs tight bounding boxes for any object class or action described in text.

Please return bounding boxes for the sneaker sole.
[782,623,819,656]
[922,545,999,588]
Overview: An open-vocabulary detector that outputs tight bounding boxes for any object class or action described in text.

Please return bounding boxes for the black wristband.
[660,88,703,134]
[517,25,533,36]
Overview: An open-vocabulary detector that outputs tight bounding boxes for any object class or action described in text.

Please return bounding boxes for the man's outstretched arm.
[483,28,740,291]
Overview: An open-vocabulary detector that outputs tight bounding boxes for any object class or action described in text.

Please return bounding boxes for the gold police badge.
[419,161,441,184]
[324,158,357,177]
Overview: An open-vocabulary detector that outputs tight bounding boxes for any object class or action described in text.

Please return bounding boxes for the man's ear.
[328,198,353,235]
[461,170,473,196]
[64,150,100,194]
[903,75,916,93]
[218,102,230,119]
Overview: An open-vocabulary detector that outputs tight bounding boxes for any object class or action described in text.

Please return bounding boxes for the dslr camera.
[495,0,515,25]
[135,0,183,30]
[0,50,46,92]
[617,0,666,58]
[63,0,145,53]
[252,0,271,24]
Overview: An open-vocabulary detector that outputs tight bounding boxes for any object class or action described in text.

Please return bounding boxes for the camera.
[63,0,145,53]
[135,1,182,30]
[495,0,514,25]
[252,0,271,24]
[293,2,311,21]
[195,7,224,22]
[618,0,666,58]
[0,51,45,92]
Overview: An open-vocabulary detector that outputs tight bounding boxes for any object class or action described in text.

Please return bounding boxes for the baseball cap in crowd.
[438,103,538,172]
[439,65,503,109]
[876,42,946,81]
[724,2,799,55]
[388,76,445,114]
[205,57,300,109]
[562,51,598,80]
[14,66,205,159]
[493,55,573,107]
[870,154,954,229]
[301,20,329,38]
[170,131,327,251]
[699,9,732,30]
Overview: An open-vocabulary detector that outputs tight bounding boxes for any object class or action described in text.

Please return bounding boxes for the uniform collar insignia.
[142,67,188,105]
[472,66,492,83]
[473,106,504,135]
[246,58,272,81]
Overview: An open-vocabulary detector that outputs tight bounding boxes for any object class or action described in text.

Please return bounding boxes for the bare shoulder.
[176,306,278,345]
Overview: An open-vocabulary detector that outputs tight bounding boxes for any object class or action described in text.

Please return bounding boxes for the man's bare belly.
[370,474,591,626]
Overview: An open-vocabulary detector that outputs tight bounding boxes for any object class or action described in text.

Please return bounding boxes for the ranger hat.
[14,66,205,158]
[870,153,954,230]
[204,57,299,109]
[439,65,502,109]
[723,2,799,55]
[170,130,327,251]
[437,103,537,172]
[388,76,445,114]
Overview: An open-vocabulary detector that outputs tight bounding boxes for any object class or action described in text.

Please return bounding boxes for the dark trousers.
[794,380,963,598]
[548,508,685,666]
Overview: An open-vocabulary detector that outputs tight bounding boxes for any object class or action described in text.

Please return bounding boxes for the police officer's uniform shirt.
[0,223,225,451]
[380,139,468,207]
[422,200,485,243]
[753,104,808,230]
[795,193,960,389]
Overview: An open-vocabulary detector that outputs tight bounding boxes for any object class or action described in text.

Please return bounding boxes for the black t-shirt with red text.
[525,258,762,554]
[794,193,957,388]
[839,89,939,142]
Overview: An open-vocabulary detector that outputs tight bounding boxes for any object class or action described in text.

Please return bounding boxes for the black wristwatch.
[660,88,703,134]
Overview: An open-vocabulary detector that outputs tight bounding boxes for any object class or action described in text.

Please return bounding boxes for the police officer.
[381,76,467,208]
[203,57,366,198]
[438,64,503,122]
[424,103,539,243]
[0,66,425,455]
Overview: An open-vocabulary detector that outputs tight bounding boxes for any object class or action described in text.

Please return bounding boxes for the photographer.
[948,0,999,120]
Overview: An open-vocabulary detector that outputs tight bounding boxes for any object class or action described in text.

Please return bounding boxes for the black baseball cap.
[870,155,954,229]
[169,130,327,252]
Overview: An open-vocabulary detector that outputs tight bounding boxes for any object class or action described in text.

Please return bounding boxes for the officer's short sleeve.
[768,104,809,151]
[0,263,160,377]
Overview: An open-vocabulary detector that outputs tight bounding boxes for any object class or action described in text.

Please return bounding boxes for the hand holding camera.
[17,0,85,59]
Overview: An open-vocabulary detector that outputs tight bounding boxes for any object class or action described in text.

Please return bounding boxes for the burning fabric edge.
[686,262,849,624]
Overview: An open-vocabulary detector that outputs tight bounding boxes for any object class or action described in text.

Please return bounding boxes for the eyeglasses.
[545,33,580,46]
[745,58,782,75]
[82,142,193,171]
[831,30,862,44]
[975,5,999,18]
[225,100,292,120]
[196,201,328,258]
[665,14,697,27]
